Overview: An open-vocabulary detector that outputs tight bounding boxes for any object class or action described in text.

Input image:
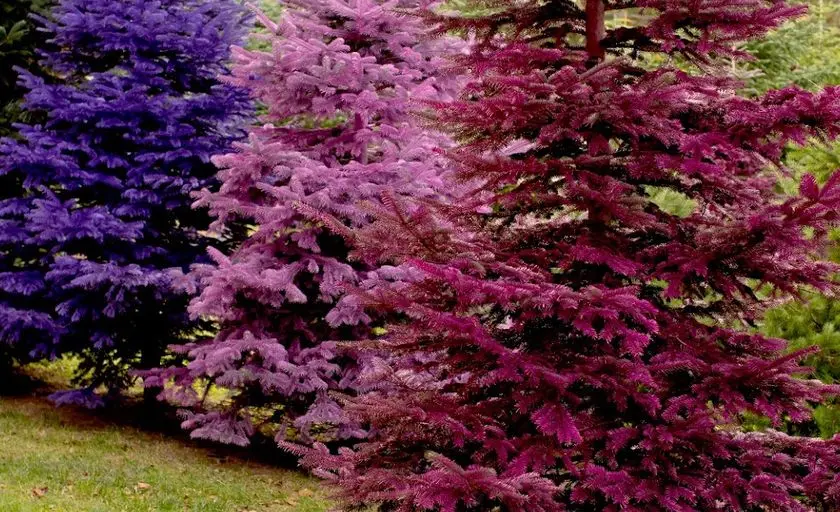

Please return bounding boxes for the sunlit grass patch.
[0,396,331,512]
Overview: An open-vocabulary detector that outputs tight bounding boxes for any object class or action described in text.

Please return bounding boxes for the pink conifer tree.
[289,0,840,510]
[146,0,464,446]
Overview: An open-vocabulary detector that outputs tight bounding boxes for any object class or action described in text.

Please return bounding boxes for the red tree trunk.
[586,0,606,61]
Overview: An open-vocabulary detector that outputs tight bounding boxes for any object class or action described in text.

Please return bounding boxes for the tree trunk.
[586,0,606,62]
[140,347,163,409]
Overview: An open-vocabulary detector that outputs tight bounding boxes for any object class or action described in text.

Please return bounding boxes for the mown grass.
[0,365,333,512]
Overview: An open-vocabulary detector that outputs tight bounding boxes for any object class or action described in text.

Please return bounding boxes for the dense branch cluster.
[0,0,251,402]
[286,1,840,510]
[2,1,840,510]
[146,0,465,446]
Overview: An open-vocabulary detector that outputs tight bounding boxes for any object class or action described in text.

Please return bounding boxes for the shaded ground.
[0,363,332,512]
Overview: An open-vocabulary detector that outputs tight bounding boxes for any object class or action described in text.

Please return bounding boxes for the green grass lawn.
[0,394,332,512]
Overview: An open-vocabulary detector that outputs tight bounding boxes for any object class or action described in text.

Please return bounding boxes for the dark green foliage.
[744,0,840,95]
[0,0,51,138]
[762,293,840,437]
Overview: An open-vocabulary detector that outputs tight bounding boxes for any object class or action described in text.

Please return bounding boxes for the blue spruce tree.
[0,0,252,405]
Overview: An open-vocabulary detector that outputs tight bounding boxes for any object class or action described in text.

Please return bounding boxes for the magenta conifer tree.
[147,0,464,446]
[289,1,840,510]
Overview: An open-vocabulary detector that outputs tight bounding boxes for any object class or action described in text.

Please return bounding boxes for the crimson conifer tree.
[291,1,840,510]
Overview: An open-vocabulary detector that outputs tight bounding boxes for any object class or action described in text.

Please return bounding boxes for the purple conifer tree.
[289,0,840,510]
[0,0,251,404]
[146,0,464,446]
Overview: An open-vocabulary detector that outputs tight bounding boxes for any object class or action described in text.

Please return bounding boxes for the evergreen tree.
[0,0,251,405]
[145,0,464,446]
[289,0,840,509]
